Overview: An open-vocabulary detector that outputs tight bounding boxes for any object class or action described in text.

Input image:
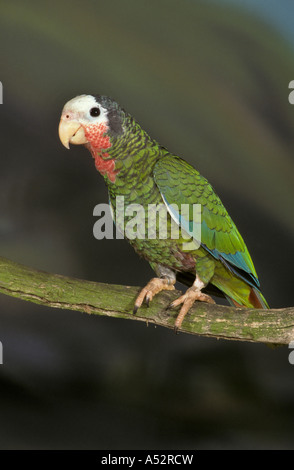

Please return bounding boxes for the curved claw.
[133,305,139,315]
[133,277,175,314]
[168,299,180,309]
[174,325,179,335]
[172,287,215,331]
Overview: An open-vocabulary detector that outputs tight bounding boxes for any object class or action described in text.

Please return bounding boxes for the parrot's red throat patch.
[84,123,119,183]
[84,123,111,151]
[93,154,119,183]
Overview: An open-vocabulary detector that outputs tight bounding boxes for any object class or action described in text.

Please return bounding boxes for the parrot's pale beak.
[58,118,88,149]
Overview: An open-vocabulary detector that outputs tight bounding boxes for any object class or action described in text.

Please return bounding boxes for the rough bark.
[0,256,292,345]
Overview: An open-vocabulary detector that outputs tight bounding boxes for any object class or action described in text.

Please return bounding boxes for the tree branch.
[0,256,292,344]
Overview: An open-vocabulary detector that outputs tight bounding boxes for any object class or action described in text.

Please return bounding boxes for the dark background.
[0,0,294,449]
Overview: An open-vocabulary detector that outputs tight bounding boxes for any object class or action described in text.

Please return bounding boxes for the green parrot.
[59,94,269,330]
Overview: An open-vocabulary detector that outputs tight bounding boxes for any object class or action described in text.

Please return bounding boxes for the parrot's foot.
[170,283,215,332]
[133,277,176,313]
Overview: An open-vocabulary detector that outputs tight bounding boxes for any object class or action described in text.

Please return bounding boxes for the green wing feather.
[153,155,259,288]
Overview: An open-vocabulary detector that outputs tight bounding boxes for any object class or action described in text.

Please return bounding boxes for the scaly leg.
[133,265,176,314]
[170,275,215,332]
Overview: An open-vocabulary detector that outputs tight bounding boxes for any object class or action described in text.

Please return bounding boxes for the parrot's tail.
[227,287,269,309]
[176,271,269,309]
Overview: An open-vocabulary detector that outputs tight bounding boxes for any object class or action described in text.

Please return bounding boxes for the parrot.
[58,94,269,331]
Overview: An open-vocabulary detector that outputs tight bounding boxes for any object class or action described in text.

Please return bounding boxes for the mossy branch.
[0,256,292,345]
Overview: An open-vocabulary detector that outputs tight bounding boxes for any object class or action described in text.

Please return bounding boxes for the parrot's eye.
[90,107,101,117]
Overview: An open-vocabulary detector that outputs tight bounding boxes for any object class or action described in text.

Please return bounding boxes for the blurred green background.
[0,0,294,449]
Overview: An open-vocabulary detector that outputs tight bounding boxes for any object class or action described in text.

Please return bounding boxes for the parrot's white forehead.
[62,95,106,115]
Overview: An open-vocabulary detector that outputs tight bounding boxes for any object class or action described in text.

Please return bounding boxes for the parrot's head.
[58,94,123,152]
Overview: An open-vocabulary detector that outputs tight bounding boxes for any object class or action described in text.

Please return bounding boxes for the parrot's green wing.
[153,155,259,289]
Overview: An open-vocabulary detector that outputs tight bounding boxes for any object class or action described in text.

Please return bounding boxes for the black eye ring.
[90,107,101,117]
